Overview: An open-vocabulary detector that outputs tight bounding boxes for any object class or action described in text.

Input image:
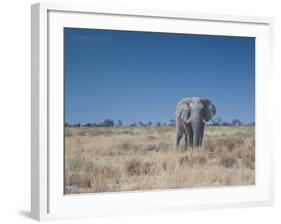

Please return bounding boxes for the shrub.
[126,159,141,175]
[143,162,154,174]
[93,165,117,179]
[226,142,235,152]
[146,144,157,151]
[162,161,167,171]
[203,141,215,152]
[179,155,190,166]
[219,156,237,168]
[242,153,255,169]
[191,155,207,166]
[126,159,155,176]
[65,128,73,137]
[65,173,92,188]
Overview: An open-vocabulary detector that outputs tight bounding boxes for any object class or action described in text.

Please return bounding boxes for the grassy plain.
[64,126,255,194]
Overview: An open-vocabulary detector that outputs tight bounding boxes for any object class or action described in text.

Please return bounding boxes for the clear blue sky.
[64,28,255,125]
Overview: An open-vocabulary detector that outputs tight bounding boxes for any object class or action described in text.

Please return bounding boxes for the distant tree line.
[65,117,254,128]
[210,117,255,126]
[65,119,116,128]
[65,119,175,128]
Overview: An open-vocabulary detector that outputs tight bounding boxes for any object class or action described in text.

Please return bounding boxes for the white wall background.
[0,0,279,223]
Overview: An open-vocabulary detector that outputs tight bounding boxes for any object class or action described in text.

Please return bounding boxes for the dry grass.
[64,126,255,194]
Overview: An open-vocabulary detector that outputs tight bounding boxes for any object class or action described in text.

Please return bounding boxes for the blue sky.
[64,28,255,125]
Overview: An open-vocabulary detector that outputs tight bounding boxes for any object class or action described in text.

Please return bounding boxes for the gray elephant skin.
[175,97,216,150]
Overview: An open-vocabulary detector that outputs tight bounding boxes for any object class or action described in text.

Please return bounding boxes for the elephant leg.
[188,133,193,150]
[194,136,200,147]
[184,124,193,150]
[175,128,183,148]
[198,136,203,147]
[199,128,204,147]
[184,134,188,150]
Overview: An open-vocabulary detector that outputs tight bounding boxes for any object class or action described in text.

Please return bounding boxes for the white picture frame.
[31,2,274,221]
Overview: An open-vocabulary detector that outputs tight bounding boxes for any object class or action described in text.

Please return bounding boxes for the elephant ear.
[178,103,191,123]
[176,97,192,110]
[201,98,216,121]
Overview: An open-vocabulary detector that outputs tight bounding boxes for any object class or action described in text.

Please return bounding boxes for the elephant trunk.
[191,115,204,147]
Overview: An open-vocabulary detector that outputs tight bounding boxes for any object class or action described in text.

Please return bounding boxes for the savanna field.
[64,126,255,194]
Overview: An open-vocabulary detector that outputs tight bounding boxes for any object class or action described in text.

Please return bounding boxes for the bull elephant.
[175,97,216,150]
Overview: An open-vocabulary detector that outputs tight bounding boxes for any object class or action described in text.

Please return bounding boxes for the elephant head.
[175,97,216,149]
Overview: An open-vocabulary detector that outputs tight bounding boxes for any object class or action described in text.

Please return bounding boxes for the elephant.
[174,97,216,150]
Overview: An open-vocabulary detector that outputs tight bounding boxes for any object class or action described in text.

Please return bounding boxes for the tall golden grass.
[64,126,255,194]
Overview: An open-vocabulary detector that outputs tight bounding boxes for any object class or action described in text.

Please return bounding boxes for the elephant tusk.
[202,119,209,125]
[187,117,192,124]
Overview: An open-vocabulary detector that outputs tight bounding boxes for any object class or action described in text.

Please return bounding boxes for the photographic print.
[64,28,255,194]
